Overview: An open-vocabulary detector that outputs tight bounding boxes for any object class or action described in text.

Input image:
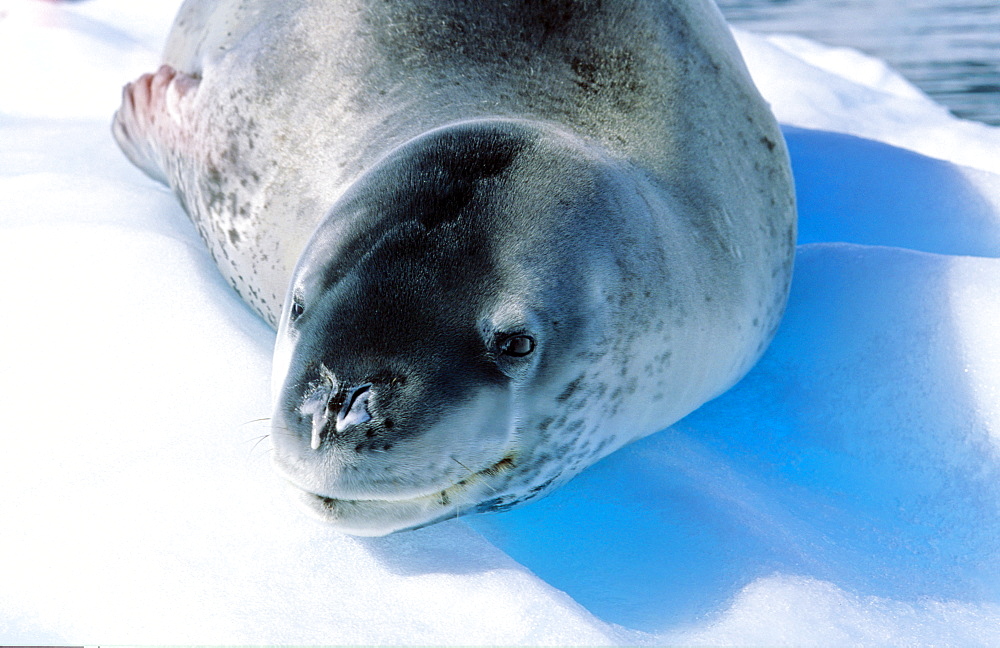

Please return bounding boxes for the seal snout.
[301,380,373,450]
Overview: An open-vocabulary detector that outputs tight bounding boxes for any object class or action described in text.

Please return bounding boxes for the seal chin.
[284,455,517,536]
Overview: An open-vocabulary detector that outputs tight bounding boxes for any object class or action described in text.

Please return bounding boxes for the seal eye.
[290,300,304,320]
[500,334,535,358]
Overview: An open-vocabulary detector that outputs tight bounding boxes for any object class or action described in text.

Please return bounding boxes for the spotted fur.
[113,0,795,535]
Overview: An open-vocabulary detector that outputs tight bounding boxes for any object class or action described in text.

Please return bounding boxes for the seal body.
[113,0,795,535]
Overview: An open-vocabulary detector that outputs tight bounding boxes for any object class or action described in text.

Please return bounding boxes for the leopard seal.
[113,0,795,536]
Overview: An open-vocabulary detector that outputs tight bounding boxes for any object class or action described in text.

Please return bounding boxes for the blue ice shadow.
[784,125,1000,256]
[467,128,1000,632]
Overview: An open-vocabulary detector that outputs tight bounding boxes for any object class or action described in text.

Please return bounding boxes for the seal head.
[270,120,658,535]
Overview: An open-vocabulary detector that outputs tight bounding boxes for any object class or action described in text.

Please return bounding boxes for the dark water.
[716,0,1000,126]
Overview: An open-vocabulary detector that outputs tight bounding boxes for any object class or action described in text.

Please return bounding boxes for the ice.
[733,29,1000,174]
[471,244,1000,633]
[783,127,1000,255]
[1,0,998,643]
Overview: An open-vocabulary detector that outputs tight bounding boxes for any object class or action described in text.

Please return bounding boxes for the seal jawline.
[289,455,517,535]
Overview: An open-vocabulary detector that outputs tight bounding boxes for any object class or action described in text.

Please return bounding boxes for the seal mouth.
[287,454,517,536]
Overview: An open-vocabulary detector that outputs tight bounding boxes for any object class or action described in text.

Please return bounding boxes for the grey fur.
[113,0,795,535]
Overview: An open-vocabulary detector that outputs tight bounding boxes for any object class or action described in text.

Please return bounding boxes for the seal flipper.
[112,64,199,186]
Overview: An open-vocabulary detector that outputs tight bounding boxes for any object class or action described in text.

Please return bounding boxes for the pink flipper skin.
[112,65,199,185]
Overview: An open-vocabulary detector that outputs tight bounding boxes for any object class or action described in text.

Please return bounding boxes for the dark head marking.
[404,126,529,230]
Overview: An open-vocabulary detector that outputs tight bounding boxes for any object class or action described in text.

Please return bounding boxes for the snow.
[1,0,998,644]
[733,30,1000,175]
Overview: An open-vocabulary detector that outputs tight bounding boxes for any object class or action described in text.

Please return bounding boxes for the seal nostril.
[342,383,370,413]
[336,383,373,433]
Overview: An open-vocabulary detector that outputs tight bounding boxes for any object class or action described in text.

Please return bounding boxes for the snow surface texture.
[1,0,999,644]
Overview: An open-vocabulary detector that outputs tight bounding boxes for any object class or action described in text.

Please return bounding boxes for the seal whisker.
[246,434,272,460]
[452,457,500,497]
[451,456,476,478]
[269,425,297,439]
